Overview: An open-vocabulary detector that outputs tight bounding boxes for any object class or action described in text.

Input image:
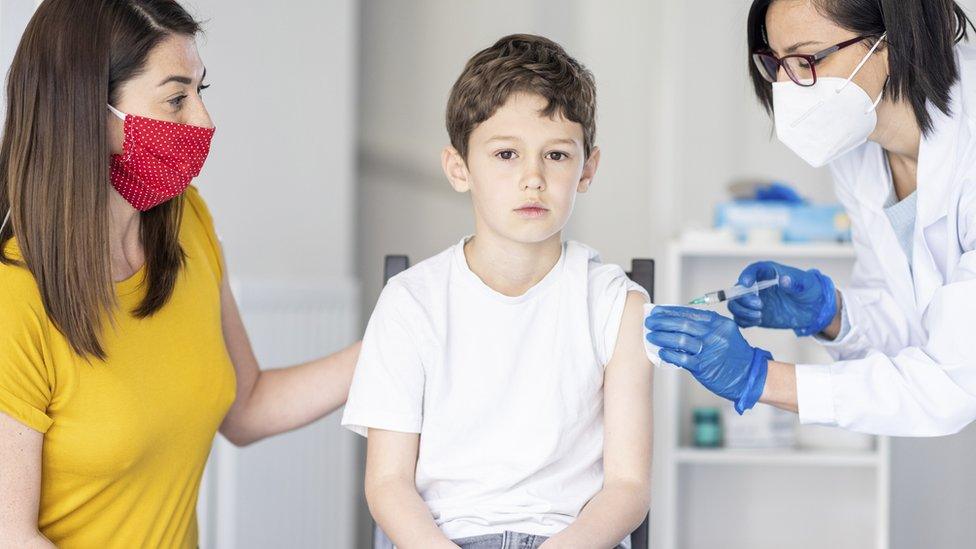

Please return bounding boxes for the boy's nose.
[521,165,546,191]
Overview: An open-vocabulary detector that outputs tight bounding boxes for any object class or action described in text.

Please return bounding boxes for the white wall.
[357,1,586,306]
[177,1,361,547]
[0,1,41,115]
[185,0,357,282]
[356,0,836,315]
[5,0,358,283]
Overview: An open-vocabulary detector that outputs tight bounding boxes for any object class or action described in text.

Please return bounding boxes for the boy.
[342,34,653,549]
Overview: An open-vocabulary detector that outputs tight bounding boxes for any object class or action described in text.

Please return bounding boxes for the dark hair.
[747,0,975,134]
[446,33,597,159]
[0,0,201,359]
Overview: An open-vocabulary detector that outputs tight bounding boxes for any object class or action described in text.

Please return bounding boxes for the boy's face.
[442,92,600,246]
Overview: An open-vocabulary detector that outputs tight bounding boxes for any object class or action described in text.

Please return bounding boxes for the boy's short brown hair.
[446,34,596,159]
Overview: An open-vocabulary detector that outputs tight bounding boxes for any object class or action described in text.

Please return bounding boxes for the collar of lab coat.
[852,45,975,229]
[843,45,976,315]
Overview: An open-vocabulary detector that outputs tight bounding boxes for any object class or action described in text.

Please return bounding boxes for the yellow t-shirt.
[0,186,236,548]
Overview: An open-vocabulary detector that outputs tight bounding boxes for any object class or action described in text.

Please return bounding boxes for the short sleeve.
[182,185,224,284]
[0,270,54,433]
[341,281,426,437]
[588,263,650,366]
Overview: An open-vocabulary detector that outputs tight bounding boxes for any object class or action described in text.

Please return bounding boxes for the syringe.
[688,278,780,306]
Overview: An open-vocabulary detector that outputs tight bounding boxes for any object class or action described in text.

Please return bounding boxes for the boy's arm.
[542,291,653,549]
[365,428,459,549]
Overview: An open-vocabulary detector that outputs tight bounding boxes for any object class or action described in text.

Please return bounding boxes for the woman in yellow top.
[0,1,360,547]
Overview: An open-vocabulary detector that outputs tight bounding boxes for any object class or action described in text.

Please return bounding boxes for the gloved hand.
[645,306,771,414]
[727,261,837,337]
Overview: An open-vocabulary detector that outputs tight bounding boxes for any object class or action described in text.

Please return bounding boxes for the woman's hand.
[218,267,362,446]
[727,261,838,337]
[645,306,771,413]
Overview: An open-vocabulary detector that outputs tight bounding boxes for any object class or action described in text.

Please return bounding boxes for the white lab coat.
[795,44,976,436]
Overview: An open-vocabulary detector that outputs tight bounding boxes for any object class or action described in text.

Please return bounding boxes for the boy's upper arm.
[602,291,654,486]
[365,427,421,484]
[341,282,427,437]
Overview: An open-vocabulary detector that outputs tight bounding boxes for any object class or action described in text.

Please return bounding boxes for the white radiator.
[199,276,361,549]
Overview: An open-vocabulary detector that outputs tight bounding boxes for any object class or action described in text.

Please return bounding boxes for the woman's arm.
[544,291,653,548]
[365,429,457,549]
[0,413,55,549]
[218,271,362,447]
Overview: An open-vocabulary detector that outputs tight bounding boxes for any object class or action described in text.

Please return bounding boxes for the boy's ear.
[577,146,601,193]
[442,146,471,193]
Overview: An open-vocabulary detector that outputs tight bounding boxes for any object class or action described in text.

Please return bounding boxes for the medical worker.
[646,0,976,436]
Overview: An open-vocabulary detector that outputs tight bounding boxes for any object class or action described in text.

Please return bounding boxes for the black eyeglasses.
[752,35,880,87]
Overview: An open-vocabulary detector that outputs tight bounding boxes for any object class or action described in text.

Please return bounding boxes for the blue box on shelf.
[714,201,851,243]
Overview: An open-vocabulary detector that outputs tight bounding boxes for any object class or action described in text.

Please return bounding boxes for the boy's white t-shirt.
[341,237,648,543]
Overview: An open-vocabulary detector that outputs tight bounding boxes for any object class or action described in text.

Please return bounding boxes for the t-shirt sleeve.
[588,263,650,367]
[0,279,54,433]
[341,280,426,437]
[182,185,224,284]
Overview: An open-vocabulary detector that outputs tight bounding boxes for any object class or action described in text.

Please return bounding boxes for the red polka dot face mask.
[108,105,215,211]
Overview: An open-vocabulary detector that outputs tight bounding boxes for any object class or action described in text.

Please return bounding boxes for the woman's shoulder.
[182,185,216,232]
[180,185,224,281]
[0,240,47,322]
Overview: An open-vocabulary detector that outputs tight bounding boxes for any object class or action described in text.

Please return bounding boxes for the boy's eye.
[547,151,569,161]
[496,150,517,160]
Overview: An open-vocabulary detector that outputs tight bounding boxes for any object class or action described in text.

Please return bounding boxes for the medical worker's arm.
[0,413,55,549]
[773,176,976,434]
[543,292,653,549]
[217,260,362,447]
[730,173,917,359]
[365,429,458,549]
[785,251,976,435]
[759,361,799,413]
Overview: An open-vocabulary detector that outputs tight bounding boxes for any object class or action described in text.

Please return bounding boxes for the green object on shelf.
[693,407,723,448]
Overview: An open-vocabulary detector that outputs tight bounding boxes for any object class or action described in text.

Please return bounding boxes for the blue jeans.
[453,532,627,549]
[452,531,549,548]
[374,526,627,549]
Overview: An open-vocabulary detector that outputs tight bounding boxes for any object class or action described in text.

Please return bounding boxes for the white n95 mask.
[773,34,887,168]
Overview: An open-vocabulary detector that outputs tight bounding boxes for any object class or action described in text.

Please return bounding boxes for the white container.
[722,403,797,449]
[797,423,874,451]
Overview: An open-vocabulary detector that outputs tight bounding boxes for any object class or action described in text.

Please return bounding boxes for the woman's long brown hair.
[0,0,201,360]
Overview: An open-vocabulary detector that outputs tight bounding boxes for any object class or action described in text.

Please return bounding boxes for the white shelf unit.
[650,238,890,549]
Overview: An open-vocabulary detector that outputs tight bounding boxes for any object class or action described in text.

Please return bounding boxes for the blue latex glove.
[645,306,771,414]
[727,261,837,337]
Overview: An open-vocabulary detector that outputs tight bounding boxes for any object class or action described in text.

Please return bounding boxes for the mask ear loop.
[0,208,10,237]
[837,32,888,94]
[107,104,127,120]
[866,75,890,114]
